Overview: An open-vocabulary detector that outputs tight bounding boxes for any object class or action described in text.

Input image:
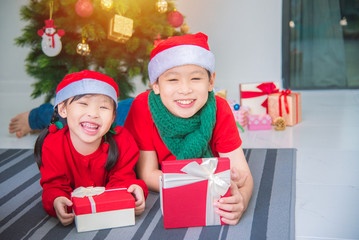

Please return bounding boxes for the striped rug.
[0,148,296,240]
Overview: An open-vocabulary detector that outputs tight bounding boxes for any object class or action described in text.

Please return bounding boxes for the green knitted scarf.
[148,90,216,160]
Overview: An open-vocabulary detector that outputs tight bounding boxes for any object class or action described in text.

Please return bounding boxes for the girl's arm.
[216,146,253,225]
[106,129,148,198]
[136,150,162,192]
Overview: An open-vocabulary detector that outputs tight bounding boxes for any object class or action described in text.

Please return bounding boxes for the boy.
[124,32,253,225]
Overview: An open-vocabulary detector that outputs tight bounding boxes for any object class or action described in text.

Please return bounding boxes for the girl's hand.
[53,197,75,226]
[214,181,245,225]
[127,184,145,215]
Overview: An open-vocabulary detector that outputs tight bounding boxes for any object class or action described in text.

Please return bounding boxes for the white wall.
[0,1,47,136]
[0,0,282,107]
[177,0,283,101]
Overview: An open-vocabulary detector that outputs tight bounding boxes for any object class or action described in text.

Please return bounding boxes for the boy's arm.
[136,150,162,192]
[217,146,253,225]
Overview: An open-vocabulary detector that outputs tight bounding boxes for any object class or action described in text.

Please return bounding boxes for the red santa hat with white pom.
[148,32,215,84]
[54,70,119,107]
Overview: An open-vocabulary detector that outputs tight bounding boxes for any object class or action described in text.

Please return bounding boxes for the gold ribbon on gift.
[161,158,231,226]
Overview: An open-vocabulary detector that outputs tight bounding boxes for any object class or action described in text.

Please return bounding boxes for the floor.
[1,89,359,240]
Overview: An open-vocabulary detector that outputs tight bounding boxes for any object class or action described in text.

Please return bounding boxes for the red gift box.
[160,158,231,229]
[71,187,135,232]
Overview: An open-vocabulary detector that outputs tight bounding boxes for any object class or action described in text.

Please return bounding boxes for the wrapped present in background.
[247,114,272,130]
[228,101,249,128]
[268,90,302,126]
[160,158,231,229]
[215,89,227,99]
[240,82,280,115]
[108,14,133,43]
[71,187,135,232]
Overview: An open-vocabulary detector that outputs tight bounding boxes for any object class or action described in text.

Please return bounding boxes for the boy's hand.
[127,184,145,215]
[53,197,75,226]
[231,167,248,189]
[214,181,245,225]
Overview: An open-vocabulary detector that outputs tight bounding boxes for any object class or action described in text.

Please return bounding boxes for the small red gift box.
[247,114,272,130]
[240,82,280,115]
[268,90,302,126]
[71,187,135,232]
[160,158,231,229]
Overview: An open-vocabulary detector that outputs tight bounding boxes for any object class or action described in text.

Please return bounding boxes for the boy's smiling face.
[152,64,215,118]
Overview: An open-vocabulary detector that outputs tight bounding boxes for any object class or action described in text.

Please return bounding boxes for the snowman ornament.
[37,19,65,57]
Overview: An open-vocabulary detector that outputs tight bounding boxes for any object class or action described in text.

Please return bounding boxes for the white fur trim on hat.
[54,78,118,107]
[148,45,215,84]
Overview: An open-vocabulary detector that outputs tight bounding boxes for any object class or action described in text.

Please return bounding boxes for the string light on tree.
[75,0,93,18]
[76,37,91,56]
[156,0,168,13]
[101,0,113,11]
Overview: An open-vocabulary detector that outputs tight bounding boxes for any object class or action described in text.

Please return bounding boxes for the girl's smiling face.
[58,94,116,155]
[152,64,215,118]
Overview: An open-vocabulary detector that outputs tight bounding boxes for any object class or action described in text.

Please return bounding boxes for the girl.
[124,33,253,225]
[34,70,148,226]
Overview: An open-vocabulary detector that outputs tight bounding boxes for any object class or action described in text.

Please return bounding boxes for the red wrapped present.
[268,90,302,126]
[71,187,135,232]
[247,114,272,130]
[160,158,231,229]
[240,82,280,114]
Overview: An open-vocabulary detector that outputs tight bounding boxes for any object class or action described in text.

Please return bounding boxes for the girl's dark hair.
[34,95,119,172]
[34,105,59,168]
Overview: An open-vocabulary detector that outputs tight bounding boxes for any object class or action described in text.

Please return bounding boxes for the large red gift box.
[160,158,231,229]
[268,90,302,126]
[71,187,135,232]
[240,82,280,114]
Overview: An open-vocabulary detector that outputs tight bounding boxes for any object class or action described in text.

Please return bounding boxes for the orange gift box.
[268,90,302,126]
[160,158,231,229]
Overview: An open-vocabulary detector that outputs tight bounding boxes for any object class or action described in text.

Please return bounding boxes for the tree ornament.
[75,0,94,18]
[180,22,190,34]
[76,37,91,56]
[101,0,113,11]
[37,2,65,57]
[156,0,168,13]
[108,14,133,43]
[167,9,183,28]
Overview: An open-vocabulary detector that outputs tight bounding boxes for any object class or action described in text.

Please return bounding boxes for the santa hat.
[54,70,119,107]
[44,19,57,29]
[148,32,215,84]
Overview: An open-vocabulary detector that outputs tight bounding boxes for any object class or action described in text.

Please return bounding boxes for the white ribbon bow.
[71,187,105,213]
[161,158,231,226]
[71,187,106,198]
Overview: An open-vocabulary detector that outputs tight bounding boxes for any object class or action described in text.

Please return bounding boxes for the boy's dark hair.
[34,95,118,172]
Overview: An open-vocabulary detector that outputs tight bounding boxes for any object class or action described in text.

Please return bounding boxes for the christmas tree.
[15,0,185,102]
